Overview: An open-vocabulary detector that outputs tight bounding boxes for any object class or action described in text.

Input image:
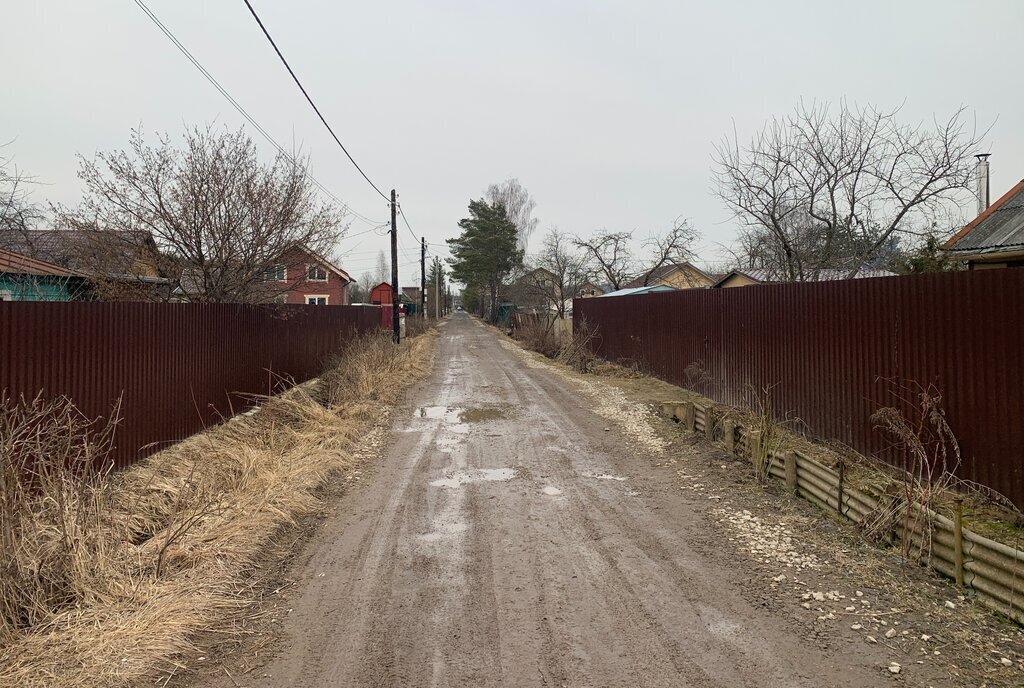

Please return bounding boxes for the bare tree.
[0,145,43,249]
[573,230,633,292]
[631,218,699,286]
[714,102,986,281]
[524,229,591,319]
[374,250,390,285]
[61,125,347,303]
[358,270,375,295]
[574,218,699,291]
[485,178,539,251]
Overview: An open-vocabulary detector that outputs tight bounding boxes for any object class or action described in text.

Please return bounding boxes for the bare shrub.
[557,318,598,373]
[514,317,561,359]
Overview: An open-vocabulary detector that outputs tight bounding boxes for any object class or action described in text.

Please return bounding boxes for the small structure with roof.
[711,266,897,288]
[598,284,678,297]
[0,248,91,301]
[944,178,1024,269]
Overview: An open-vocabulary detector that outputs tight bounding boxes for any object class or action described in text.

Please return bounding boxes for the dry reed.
[0,328,436,688]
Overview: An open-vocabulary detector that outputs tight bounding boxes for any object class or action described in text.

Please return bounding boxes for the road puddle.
[591,473,627,481]
[430,468,515,489]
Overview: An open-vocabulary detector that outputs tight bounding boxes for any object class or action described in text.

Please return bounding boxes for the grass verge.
[0,328,437,688]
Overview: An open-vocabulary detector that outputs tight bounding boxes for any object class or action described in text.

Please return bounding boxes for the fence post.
[749,430,762,470]
[953,497,965,588]
[723,419,736,453]
[682,402,695,432]
[784,451,798,493]
[837,461,846,517]
[705,409,716,442]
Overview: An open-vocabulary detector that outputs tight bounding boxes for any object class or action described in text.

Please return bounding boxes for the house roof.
[4,228,162,278]
[623,262,712,289]
[0,248,88,278]
[599,285,678,297]
[944,180,1024,255]
[293,245,353,283]
[711,267,897,287]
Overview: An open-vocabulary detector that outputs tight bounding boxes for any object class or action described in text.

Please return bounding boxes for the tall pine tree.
[447,199,523,321]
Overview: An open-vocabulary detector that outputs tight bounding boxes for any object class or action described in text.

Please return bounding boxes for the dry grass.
[0,328,436,688]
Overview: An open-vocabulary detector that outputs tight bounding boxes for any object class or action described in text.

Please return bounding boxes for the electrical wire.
[132,0,387,227]
[240,0,389,202]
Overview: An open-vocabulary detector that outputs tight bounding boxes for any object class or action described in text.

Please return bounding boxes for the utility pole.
[390,189,399,343]
[420,237,426,319]
[435,263,440,319]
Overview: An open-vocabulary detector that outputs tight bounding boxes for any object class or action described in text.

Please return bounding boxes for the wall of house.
[0,275,83,301]
[657,266,713,289]
[717,273,760,288]
[268,247,349,305]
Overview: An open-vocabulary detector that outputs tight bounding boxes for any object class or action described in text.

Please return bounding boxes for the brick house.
[266,245,353,305]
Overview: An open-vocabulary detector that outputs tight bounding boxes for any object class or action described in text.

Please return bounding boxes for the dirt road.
[195,314,913,687]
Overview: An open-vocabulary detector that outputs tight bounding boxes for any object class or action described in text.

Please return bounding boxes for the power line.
[132,0,386,227]
[241,0,389,202]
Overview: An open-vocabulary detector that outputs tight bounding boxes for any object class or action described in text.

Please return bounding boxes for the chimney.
[976,153,991,216]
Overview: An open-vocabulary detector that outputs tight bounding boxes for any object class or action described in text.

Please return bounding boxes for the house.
[5,228,174,299]
[0,248,91,301]
[944,178,1024,269]
[624,262,716,290]
[263,245,353,305]
[402,287,422,315]
[711,267,897,288]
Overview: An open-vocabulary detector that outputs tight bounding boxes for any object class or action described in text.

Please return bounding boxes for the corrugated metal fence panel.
[0,302,382,469]
[575,270,1024,508]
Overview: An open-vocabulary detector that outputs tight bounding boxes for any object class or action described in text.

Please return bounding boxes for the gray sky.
[3,0,1023,280]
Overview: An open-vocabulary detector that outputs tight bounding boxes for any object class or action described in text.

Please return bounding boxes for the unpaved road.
[194,313,917,687]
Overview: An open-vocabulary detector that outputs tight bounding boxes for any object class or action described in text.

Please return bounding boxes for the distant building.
[262,245,353,305]
[599,285,678,297]
[624,262,716,290]
[0,248,91,301]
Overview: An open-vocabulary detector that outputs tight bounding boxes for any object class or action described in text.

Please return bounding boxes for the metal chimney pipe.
[976,153,991,216]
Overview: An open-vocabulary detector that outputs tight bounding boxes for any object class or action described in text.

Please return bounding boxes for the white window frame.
[305,294,329,305]
[306,263,328,282]
[266,264,287,281]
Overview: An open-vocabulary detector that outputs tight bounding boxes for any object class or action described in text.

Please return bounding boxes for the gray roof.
[948,182,1024,253]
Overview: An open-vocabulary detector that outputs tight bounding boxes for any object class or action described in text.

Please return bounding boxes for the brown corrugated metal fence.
[0,302,382,469]
[574,269,1024,508]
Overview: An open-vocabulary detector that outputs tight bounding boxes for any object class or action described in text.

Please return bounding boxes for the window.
[305,295,328,305]
[307,264,328,281]
[264,264,286,281]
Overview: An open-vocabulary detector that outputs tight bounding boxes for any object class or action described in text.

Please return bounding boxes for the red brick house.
[267,245,353,305]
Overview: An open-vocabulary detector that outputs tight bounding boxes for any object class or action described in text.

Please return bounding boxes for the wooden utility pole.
[435,263,441,319]
[390,189,399,343]
[420,237,426,318]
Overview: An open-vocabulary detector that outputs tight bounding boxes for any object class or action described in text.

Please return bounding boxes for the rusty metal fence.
[574,269,1024,508]
[0,302,382,469]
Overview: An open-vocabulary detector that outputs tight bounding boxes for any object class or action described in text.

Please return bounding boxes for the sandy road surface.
[194,313,903,687]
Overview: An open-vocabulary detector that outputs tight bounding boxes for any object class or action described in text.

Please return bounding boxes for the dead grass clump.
[0,393,120,642]
[0,328,437,688]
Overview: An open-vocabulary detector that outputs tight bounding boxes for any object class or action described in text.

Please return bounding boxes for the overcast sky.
[3,0,1023,279]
